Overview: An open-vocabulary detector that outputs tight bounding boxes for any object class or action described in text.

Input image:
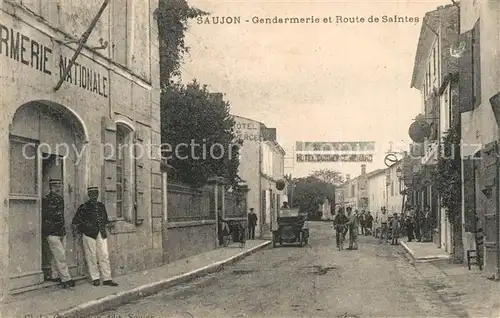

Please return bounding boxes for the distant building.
[232,115,285,239]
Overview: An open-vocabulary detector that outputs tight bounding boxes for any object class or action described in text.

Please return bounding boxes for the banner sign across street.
[295,141,376,152]
[296,153,373,162]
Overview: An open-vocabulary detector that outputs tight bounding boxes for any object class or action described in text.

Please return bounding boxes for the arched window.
[116,123,134,221]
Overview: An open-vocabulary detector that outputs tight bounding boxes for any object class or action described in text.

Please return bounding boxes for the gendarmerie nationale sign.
[0,22,108,98]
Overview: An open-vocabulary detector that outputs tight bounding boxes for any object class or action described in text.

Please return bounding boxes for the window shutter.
[458,29,474,113]
[472,20,481,108]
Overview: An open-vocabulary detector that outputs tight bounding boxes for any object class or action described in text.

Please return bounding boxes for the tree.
[155,0,208,85]
[291,175,335,219]
[310,169,344,185]
[161,81,242,187]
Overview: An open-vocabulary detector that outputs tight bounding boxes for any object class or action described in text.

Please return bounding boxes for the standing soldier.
[42,179,75,288]
[247,208,258,240]
[72,186,118,287]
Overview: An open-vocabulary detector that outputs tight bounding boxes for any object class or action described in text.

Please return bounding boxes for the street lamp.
[396,167,403,193]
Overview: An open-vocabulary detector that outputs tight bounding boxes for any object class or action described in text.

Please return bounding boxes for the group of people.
[333,207,372,250]
[331,204,434,250]
[42,179,119,288]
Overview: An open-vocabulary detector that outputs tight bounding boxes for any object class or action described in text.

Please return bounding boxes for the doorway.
[41,153,64,280]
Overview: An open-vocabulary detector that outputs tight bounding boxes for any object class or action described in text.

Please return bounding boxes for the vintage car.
[272,207,309,247]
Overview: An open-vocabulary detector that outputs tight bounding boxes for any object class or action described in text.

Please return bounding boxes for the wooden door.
[9,136,43,290]
[480,142,499,275]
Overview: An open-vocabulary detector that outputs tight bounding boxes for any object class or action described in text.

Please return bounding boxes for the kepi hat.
[87,186,99,192]
[49,179,62,185]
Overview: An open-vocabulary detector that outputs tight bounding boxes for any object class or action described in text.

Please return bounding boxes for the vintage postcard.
[0,0,499,317]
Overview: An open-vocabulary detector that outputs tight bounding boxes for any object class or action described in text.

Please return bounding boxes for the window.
[116,124,134,221]
[10,139,38,195]
[391,181,394,196]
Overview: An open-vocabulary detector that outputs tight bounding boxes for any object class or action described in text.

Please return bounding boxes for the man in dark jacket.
[364,211,374,235]
[333,208,349,247]
[248,208,257,240]
[73,186,118,287]
[42,179,74,288]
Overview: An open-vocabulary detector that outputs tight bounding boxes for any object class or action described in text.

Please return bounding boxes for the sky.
[181,0,450,179]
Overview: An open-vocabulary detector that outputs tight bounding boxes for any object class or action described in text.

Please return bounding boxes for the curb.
[53,241,271,318]
[400,241,451,263]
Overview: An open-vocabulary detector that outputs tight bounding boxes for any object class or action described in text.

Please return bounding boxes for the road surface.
[101,222,462,317]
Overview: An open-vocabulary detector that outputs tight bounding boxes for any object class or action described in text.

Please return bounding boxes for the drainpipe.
[258,133,263,239]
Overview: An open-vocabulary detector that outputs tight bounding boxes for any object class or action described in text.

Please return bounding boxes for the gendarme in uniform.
[72,186,118,287]
[42,178,75,288]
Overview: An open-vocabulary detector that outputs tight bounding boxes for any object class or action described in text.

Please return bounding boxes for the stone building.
[410,4,459,249]
[0,0,161,298]
[232,115,285,238]
[459,0,500,278]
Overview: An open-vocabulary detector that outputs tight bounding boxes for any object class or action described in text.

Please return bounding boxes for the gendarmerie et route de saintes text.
[197,15,420,25]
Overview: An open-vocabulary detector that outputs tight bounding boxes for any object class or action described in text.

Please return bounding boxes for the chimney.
[361,164,366,175]
[346,174,350,182]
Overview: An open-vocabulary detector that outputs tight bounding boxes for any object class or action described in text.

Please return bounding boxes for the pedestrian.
[333,208,349,247]
[359,210,365,235]
[378,207,389,244]
[391,213,400,245]
[42,179,75,288]
[406,209,415,242]
[414,207,422,242]
[72,186,119,287]
[217,208,230,246]
[399,213,405,238]
[365,211,373,236]
[347,208,360,250]
[247,208,257,240]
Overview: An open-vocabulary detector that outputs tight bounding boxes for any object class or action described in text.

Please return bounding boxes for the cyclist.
[333,207,349,248]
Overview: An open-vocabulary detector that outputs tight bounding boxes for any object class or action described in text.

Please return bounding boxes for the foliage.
[155,0,208,85]
[161,80,242,187]
[433,124,462,224]
[289,175,335,218]
[310,169,344,186]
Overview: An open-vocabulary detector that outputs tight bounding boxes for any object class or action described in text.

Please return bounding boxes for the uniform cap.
[87,186,99,191]
[49,179,62,185]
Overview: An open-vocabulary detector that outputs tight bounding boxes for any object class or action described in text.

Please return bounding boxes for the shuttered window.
[458,28,474,113]
[472,20,481,108]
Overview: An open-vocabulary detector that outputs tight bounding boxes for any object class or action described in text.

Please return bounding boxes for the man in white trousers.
[72,186,118,287]
[42,179,75,288]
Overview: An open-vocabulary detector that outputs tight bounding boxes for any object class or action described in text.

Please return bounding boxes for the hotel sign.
[0,20,108,98]
[296,154,373,163]
[295,141,375,152]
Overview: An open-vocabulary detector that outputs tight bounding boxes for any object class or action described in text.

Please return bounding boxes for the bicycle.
[336,225,346,251]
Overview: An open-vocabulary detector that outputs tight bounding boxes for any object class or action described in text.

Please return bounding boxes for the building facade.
[260,129,286,237]
[0,0,161,298]
[232,115,285,239]
[459,0,500,278]
[385,160,405,216]
[367,169,386,219]
[410,4,459,249]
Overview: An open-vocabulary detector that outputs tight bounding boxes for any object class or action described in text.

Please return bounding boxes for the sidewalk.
[401,240,451,262]
[401,240,500,317]
[0,240,271,318]
[412,260,500,317]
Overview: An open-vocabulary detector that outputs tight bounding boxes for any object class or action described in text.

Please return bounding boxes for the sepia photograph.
[0,0,499,317]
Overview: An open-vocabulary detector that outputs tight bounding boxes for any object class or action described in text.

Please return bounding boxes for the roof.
[410,4,456,90]
[366,168,386,178]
